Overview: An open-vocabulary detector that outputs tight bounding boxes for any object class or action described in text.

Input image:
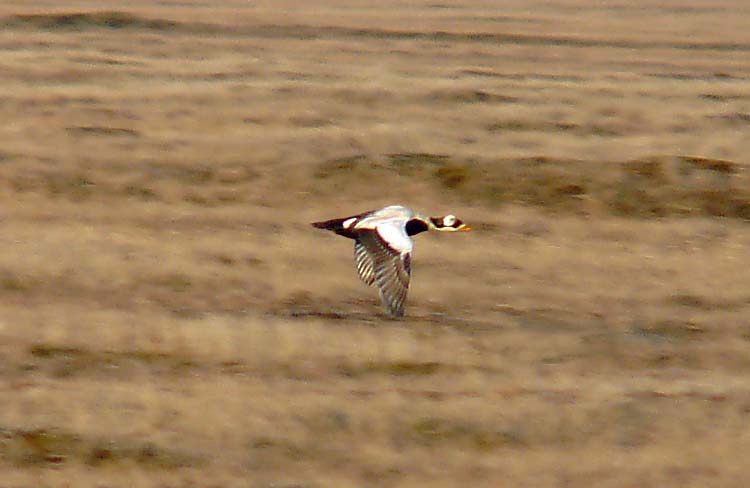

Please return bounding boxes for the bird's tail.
[311,218,338,230]
[311,217,357,238]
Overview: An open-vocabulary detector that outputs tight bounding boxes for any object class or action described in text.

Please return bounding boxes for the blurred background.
[1,1,749,486]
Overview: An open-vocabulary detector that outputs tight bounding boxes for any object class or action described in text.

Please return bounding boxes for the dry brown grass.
[1,0,750,486]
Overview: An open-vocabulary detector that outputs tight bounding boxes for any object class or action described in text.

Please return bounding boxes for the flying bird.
[312,205,471,317]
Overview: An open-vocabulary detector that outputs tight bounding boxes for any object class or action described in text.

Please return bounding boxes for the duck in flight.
[312,205,471,317]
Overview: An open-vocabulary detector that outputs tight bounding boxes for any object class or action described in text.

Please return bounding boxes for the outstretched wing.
[353,239,375,286]
[356,225,412,317]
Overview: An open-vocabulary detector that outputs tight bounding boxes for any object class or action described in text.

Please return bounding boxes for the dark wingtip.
[311,221,326,229]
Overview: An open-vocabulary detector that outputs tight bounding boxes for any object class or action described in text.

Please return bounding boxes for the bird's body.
[312,205,471,317]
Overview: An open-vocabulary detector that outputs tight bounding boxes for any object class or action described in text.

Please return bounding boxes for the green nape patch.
[311,153,750,219]
[0,426,205,469]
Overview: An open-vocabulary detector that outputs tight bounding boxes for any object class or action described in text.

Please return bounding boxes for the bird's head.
[429,214,471,232]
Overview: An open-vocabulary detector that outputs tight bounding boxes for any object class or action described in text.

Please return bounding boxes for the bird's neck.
[405,218,430,236]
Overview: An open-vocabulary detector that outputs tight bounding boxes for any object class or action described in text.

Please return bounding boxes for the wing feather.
[357,227,412,317]
[353,239,376,286]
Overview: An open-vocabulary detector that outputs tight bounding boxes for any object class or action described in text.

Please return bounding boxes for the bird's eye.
[442,215,456,227]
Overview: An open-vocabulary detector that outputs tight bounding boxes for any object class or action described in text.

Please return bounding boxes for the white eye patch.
[342,217,357,228]
[442,215,456,227]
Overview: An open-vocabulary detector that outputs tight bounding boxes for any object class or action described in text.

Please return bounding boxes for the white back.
[376,222,413,254]
[354,205,413,230]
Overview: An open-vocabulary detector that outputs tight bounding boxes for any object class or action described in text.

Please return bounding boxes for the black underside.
[405,218,429,236]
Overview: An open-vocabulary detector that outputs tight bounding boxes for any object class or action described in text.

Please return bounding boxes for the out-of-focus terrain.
[1,1,750,486]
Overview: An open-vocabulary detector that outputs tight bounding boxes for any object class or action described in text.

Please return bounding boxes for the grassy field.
[1,0,750,486]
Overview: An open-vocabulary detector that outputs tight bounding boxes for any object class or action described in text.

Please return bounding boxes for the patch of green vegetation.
[632,320,707,341]
[117,349,177,364]
[735,201,750,220]
[216,165,261,184]
[151,272,192,292]
[386,153,451,173]
[310,153,750,219]
[429,89,519,104]
[209,253,236,266]
[29,344,85,359]
[313,155,370,179]
[668,293,712,309]
[486,120,584,133]
[122,184,159,201]
[691,190,734,217]
[0,270,35,292]
[5,428,80,465]
[339,361,446,378]
[66,126,140,137]
[28,343,201,379]
[45,174,96,201]
[28,345,119,379]
[407,417,526,450]
[288,116,333,128]
[486,120,541,132]
[434,164,471,189]
[360,464,403,485]
[588,123,623,137]
[701,93,733,102]
[623,158,669,181]
[8,171,113,200]
[178,166,215,184]
[610,185,670,217]
[248,432,353,472]
[212,189,246,204]
[316,152,457,182]
[141,162,253,188]
[0,427,204,468]
[294,409,351,437]
[3,11,179,32]
[250,436,306,462]
[506,158,591,208]
[182,192,213,206]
